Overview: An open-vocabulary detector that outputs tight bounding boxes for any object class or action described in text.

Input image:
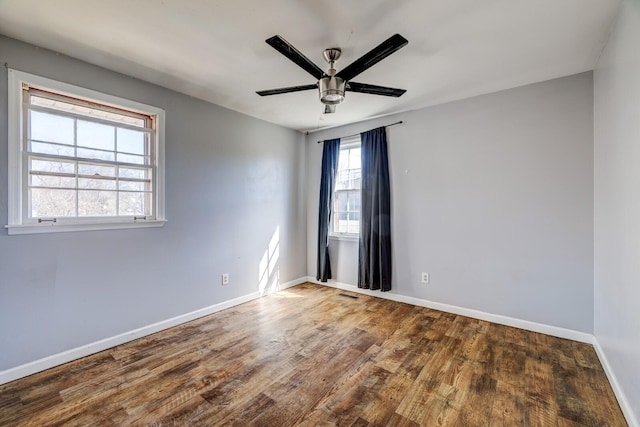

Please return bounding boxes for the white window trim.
[5,68,166,235]
[330,135,361,239]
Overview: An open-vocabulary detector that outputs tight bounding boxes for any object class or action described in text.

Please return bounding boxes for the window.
[6,69,165,235]
[332,137,361,236]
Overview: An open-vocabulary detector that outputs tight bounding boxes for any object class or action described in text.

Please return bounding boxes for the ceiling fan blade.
[324,104,336,114]
[256,84,318,96]
[266,35,324,80]
[346,82,406,97]
[337,34,408,82]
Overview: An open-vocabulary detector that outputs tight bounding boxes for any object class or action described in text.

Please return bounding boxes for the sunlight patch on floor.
[270,290,304,299]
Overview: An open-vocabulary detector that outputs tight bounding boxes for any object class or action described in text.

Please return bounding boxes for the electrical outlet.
[421,272,430,284]
[222,273,229,285]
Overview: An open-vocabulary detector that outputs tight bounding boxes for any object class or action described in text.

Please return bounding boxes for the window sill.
[329,234,359,242]
[5,219,167,235]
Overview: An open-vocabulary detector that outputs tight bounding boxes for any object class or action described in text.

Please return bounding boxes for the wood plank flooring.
[0,283,627,426]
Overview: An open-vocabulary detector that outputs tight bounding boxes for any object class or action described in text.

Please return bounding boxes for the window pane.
[77,147,115,162]
[30,111,74,145]
[30,174,75,188]
[117,128,147,155]
[31,188,76,217]
[348,212,360,234]
[30,141,74,157]
[349,148,361,169]
[349,170,361,189]
[336,192,348,212]
[338,150,348,171]
[335,170,349,190]
[77,120,115,151]
[119,192,147,216]
[119,180,146,191]
[78,190,117,216]
[117,152,146,165]
[119,167,149,180]
[347,191,360,212]
[78,178,116,190]
[30,158,76,174]
[78,163,116,177]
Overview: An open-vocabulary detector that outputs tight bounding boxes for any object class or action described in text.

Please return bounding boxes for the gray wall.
[0,36,307,370]
[594,0,640,423]
[307,73,594,333]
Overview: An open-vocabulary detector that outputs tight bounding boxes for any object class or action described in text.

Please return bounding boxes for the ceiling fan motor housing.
[319,76,345,105]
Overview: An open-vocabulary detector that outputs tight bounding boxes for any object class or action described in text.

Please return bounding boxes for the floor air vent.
[338,293,359,299]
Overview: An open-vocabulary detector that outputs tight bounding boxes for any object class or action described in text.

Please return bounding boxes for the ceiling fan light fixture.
[319,76,345,105]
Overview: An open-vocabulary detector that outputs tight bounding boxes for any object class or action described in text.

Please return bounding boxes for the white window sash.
[331,136,361,237]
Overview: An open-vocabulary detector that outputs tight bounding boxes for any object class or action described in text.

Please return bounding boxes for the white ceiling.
[0,0,620,133]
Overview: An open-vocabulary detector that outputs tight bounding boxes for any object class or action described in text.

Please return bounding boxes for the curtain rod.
[316,120,403,143]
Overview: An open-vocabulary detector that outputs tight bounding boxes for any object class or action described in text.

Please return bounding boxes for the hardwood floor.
[0,283,627,426]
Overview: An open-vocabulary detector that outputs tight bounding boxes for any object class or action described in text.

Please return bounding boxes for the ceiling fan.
[257,34,408,114]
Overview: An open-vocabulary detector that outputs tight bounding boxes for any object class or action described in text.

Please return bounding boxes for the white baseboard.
[592,337,639,427]
[0,277,307,385]
[306,277,593,343]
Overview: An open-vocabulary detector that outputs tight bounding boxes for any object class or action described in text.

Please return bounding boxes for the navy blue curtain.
[317,138,341,282]
[358,127,392,291]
